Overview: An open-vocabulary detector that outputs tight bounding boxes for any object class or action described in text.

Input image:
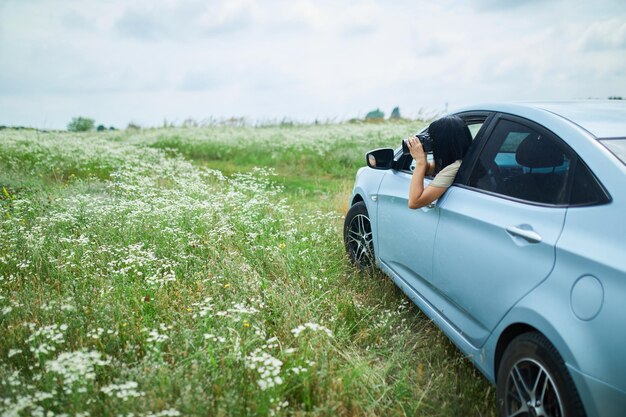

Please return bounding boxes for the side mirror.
[366,148,395,170]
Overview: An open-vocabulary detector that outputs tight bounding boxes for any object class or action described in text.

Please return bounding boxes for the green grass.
[0,123,496,416]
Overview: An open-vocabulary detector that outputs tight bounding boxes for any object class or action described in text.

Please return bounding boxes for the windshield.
[600,138,626,165]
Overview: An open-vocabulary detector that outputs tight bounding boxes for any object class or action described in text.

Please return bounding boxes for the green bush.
[67,116,95,132]
[365,108,385,122]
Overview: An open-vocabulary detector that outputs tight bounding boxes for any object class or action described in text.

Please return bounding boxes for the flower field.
[0,123,496,416]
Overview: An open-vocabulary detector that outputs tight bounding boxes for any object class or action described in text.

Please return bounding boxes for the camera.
[402,133,433,154]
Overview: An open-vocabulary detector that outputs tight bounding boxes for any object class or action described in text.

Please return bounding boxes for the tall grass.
[0,124,495,416]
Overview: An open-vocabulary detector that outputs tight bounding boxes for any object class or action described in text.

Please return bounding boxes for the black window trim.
[452,183,572,208]
[456,112,612,208]
[455,112,497,184]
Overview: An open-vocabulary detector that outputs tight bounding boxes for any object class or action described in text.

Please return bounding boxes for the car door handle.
[505,225,542,243]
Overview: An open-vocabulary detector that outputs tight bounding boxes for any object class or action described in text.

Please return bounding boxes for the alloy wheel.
[346,213,374,268]
[503,358,564,417]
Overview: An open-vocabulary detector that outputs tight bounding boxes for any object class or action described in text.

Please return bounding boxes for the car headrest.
[516,135,564,168]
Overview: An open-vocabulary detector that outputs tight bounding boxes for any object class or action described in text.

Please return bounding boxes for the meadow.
[0,122,496,416]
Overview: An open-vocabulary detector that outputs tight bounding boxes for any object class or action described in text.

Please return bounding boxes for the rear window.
[600,138,626,165]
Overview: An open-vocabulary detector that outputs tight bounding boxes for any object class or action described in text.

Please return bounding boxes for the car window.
[599,138,626,165]
[408,154,434,174]
[569,159,609,205]
[468,119,571,205]
[467,122,483,139]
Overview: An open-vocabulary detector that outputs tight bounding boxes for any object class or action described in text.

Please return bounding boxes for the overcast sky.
[1,0,625,129]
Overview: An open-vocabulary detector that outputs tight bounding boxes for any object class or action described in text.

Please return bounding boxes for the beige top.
[429,160,462,188]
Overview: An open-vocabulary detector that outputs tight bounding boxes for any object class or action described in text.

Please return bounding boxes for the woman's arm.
[406,138,446,209]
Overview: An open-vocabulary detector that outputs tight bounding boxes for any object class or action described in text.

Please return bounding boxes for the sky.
[1,0,625,129]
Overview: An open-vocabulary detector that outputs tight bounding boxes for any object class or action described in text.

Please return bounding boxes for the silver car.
[344,101,626,416]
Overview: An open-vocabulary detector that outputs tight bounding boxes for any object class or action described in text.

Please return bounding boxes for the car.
[344,101,626,417]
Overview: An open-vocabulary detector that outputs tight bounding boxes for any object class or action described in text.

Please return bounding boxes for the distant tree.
[390,106,401,119]
[162,118,176,128]
[96,124,106,132]
[365,108,385,122]
[108,126,116,131]
[126,122,141,131]
[608,96,623,100]
[182,118,198,128]
[224,117,246,127]
[67,117,95,132]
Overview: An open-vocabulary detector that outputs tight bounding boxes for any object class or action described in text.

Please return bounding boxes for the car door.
[376,165,439,289]
[376,113,491,292]
[432,115,571,347]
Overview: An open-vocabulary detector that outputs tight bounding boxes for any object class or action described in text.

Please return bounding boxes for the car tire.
[344,201,375,269]
[496,332,586,417]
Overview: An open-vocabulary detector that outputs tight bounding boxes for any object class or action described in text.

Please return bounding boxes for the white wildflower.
[8,348,22,358]
[45,349,110,394]
[26,323,68,358]
[203,333,226,343]
[291,322,333,338]
[87,327,105,340]
[246,349,283,391]
[288,366,308,375]
[101,380,145,400]
[147,409,181,417]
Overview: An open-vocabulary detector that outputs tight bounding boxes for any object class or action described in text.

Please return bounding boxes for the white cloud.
[0,0,625,128]
[577,18,626,51]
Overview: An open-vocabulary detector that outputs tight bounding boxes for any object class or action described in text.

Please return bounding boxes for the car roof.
[453,101,626,139]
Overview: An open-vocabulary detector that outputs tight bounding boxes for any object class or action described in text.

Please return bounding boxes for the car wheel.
[344,201,375,269]
[497,332,586,417]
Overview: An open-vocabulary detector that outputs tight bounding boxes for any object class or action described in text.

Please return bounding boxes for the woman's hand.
[406,137,426,165]
[406,137,445,209]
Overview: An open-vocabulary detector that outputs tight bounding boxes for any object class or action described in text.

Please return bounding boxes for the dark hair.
[428,115,472,174]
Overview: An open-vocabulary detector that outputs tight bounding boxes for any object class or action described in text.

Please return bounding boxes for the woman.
[406,115,472,209]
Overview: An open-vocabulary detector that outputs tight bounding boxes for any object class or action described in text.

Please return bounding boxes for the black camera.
[402,133,433,154]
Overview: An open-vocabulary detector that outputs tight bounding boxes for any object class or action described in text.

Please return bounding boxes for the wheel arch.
[493,323,539,382]
[492,313,577,384]
[495,330,587,417]
[351,193,364,206]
